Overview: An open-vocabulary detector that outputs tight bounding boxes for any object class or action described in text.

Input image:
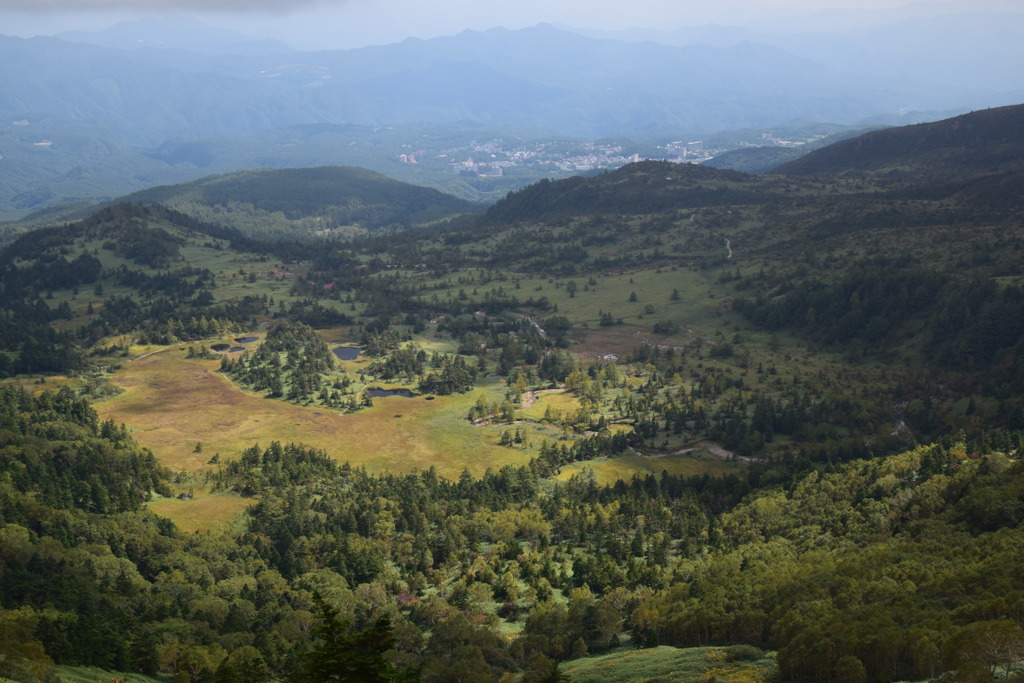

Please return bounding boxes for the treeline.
[85,294,270,346]
[731,253,1024,377]
[417,354,476,395]
[0,308,84,376]
[733,256,943,347]
[108,264,215,300]
[629,438,1024,682]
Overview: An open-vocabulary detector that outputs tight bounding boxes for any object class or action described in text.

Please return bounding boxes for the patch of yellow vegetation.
[148,488,253,534]
[2,375,77,395]
[557,450,739,484]
[519,389,580,421]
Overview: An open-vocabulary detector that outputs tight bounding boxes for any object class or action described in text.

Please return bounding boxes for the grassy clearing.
[95,347,533,478]
[557,449,740,485]
[561,645,776,682]
[147,487,253,534]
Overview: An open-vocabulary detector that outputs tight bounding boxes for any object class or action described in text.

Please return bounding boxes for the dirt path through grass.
[674,441,754,462]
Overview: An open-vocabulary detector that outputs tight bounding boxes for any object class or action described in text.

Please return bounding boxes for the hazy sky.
[1,0,1021,49]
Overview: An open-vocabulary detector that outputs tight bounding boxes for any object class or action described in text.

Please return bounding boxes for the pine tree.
[299,594,410,682]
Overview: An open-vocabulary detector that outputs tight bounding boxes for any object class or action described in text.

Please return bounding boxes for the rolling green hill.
[116,166,483,241]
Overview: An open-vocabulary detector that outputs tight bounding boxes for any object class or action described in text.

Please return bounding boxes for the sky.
[1,0,1021,50]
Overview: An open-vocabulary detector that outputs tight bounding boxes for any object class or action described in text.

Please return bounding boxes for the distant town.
[395,137,715,178]
[396,133,818,178]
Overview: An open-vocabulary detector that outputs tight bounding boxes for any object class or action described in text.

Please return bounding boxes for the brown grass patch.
[571,324,652,361]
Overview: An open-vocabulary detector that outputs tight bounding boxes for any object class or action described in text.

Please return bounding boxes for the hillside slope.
[770,103,1024,179]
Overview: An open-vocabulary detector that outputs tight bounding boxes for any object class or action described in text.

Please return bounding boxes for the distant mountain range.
[2,23,942,144]
[564,10,1024,93]
[56,16,295,56]
[1,17,1021,216]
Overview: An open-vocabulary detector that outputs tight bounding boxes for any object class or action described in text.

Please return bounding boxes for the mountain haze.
[3,17,1020,215]
[56,15,295,56]
[567,10,1024,93]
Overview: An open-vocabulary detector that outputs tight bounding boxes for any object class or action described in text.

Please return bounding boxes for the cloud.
[0,0,332,11]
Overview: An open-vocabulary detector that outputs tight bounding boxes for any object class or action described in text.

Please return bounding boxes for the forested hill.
[117,166,483,241]
[770,103,1024,180]
[484,161,768,223]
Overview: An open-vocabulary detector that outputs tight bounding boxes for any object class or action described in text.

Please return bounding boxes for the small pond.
[332,347,362,361]
[367,388,417,398]
[210,343,231,352]
[234,336,259,344]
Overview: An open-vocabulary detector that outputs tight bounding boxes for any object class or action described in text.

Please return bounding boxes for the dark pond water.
[229,347,246,353]
[211,344,231,352]
[333,347,362,361]
[367,388,417,398]
[234,336,259,344]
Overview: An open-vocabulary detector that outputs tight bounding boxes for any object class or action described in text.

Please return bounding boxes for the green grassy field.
[92,330,745,495]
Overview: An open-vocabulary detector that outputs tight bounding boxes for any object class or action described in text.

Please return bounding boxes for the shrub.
[724,644,764,662]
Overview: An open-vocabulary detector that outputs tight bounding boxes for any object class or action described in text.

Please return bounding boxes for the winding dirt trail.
[675,441,755,462]
[690,213,733,259]
[130,345,175,361]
